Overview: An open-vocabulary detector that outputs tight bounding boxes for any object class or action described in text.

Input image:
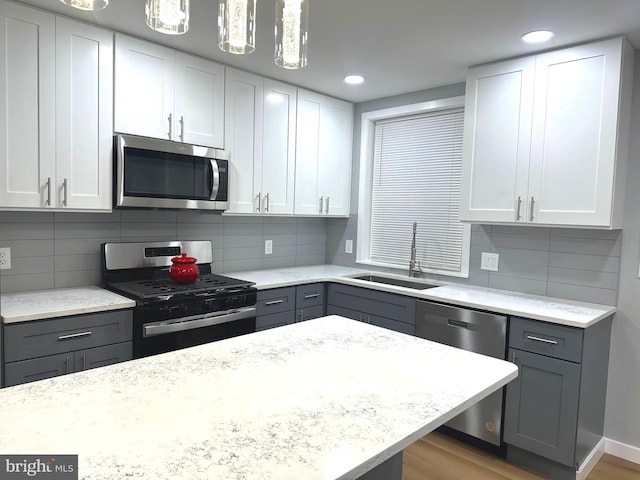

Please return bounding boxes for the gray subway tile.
[55,222,121,240]
[550,228,622,240]
[223,223,263,237]
[270,243,297,257]
[296,243,326,257]
[470,227,491,247]
[488,274,548,296]
[295,254,326,266]
[296,233,327,246]
[262,256,296,269]
[121,223,177,239]
[491,247,549,266]
[0,212,53,223]
[223,246,262,261]
[221,258,263,273]
[549,237,621,256]
[0,256,54,276]
[177,211,224,224]
[491,225,550,237]
[54,238,120,255]
[548,267,618,290]
[547,282,617,306]
[548,251,620,273]
[0,222,54,240]
[490,232,550,251]
[492,262,548,282]
[296,221,327,235]
[120,210,177,223]
[55,270,101,289]
[263,222,297,236]
[54,211,120,223]
[223,216,264,225]
[0,239,54,257]
[222,234,262,248]
[54,254,101,272]
[0,273,55,293]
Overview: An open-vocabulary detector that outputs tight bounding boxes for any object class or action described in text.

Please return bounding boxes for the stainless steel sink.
[352,274,438,290]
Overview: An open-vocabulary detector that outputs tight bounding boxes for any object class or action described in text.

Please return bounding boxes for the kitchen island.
[0,315,517,479]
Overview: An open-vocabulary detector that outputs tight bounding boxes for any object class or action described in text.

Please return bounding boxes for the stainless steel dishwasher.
[415,301,507,447]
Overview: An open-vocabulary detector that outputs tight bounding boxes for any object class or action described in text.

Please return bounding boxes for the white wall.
[604,50,640,449]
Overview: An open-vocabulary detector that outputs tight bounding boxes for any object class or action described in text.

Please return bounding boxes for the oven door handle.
[143,306,256,337]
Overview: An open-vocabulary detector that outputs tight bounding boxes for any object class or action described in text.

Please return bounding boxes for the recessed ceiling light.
[344,75,365,85]
[521,30,555,44]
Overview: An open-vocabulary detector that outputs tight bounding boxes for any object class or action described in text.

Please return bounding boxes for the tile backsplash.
[0,211,326,293]
[327,216,621,306]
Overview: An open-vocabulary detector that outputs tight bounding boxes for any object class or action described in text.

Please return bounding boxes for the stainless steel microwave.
[114,134,230,211]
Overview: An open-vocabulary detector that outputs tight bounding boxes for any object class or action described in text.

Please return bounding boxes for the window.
[357,97,471,277]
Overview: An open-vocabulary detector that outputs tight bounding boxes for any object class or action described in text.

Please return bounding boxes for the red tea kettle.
[169,253,199,284]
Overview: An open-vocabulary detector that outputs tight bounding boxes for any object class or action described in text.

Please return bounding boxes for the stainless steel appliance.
[114,134,230,211]
[415,301,507,447]
[101,240,256,358]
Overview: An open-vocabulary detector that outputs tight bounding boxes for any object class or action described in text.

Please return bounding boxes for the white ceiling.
[16,0,640,103]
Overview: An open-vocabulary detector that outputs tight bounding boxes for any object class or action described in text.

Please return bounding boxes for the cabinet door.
[528,38,624,226]
[224,67,263,213]
[256,310,296,331]
[114,34,175,140]
[504,348,580,467]
[174,52,224,148]
[326,304,364,322]
[75,342,132,372]
[318,96,353,216]
[295,89,322,215]
[262,79,296,214]
[460,57,534,223]
[0,1,55,208]
[296,304,324,322]
[4,353,71,387]
[55,18,113,210]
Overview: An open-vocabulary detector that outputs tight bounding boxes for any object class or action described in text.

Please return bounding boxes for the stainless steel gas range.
[101,240,257,358]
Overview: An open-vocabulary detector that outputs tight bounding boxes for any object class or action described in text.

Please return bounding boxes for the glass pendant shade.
[218,0,256,55]
[59,0,108,10]
[275,0,308,69]
[145,0,190,35]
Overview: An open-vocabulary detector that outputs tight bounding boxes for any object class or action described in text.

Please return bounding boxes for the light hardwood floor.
[402,432,640,480]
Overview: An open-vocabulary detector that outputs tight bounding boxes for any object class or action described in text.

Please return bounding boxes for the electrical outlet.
[480,252,499,272]
[264,239,273,255]
[345,239,353,254]
[0,247,11,270]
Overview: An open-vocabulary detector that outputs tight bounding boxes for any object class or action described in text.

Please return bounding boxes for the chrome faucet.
[409,222,422,277]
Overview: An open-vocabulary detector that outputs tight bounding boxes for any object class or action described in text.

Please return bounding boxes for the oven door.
[114,134,229,210]
[134,307,256,358]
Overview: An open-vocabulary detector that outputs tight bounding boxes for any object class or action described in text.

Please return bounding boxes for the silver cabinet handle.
[325,196,330,214]
[179,115,184,142]
[209,159,220,201]
[303,293,319,299]
[530,196,535,221]
[526,335,558,345]
[62,178,68,207]
[45,177,51,206]
[65,356,71,374]
[265,193,270,213]
[82,354,86,371]
[256,191,261,212]
[319,196,323,214]
[516,196,522,221]
[512,351,517,363]
[265,299,284,306]
[58,331,92,341]
[167,113,172,139]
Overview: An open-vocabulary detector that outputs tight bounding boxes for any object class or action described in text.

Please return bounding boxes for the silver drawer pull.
[58,331,92,341]
[303,293,319,299]
[526,335,558,345]
[265,299,284,306]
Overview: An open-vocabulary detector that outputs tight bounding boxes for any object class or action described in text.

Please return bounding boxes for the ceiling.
[17,0,640,103]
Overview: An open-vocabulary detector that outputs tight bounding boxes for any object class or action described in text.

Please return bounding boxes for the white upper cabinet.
[114,34,224,148]
[295,89,353,216]
[460,37,634,228]
[0,1,112,211]
[224,69,297,215]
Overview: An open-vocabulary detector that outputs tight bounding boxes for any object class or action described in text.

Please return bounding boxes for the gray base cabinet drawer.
[298,304,324,322]
[327,284,415,325]
[327,305,414,335]
[509,317,583,362]
[296,283,325,308]
[256,310,296,331]
[4,310,133,362]
[257,287,296,316]
[4,341,133,387]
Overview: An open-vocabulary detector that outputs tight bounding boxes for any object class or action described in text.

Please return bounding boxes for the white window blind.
[369,107,466,272]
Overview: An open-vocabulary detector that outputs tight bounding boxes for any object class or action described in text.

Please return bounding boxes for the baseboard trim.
[605,437,640,465]
[576,438,605,480]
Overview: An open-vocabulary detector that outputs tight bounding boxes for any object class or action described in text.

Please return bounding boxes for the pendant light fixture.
[59,0,108,10]
[145,0,190,35]
[275,0,308,69]
[218,0,256,55]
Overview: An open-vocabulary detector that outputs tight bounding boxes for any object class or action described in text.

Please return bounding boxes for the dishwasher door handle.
[447,319,469,329]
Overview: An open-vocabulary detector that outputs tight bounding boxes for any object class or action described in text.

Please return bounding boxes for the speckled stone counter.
[0,315,517,480]
[0,286,135,324]
[226,265,616,328]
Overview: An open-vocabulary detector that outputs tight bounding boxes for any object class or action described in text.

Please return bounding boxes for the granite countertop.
[227,265,616,328]
[0,315,517,480]
[0,286,135,324]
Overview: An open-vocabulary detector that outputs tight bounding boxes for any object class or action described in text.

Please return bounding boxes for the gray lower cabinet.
[326,284,416,334]
[256,284,326,331]
[3,310,133,387]
[504,316,613,479]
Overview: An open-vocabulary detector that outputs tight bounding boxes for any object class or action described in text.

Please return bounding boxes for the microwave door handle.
[209,159,220,200]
